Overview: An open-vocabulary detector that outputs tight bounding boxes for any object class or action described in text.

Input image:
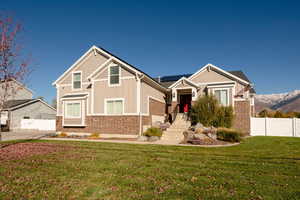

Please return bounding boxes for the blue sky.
[2,0,300,102]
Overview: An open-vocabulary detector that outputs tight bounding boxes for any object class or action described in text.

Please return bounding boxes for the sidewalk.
[1,131,54,141]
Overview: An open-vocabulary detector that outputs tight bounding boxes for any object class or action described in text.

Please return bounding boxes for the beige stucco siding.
[60,51,109,84]
[190,69,233,84]
[174,81,193,89]
[93,78,137,114]
[141,81,165,114]
[57,84,91,116]
[94,63,135,80]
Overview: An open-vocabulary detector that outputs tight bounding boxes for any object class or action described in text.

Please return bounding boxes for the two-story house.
[53,45,255,137]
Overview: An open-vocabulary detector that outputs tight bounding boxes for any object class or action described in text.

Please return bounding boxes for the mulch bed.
[187,138,230,145]
[0,142,69,161]
[51,135,137,141]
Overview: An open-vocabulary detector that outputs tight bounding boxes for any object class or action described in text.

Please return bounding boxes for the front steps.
[157,113,191,144]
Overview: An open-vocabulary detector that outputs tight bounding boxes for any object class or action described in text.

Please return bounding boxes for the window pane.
[67,104,73,116]
[107,101,114,114]
[106,100,123,114]
[215,90,221,102]
[114,100,123,114]
[214,89,228,106]
[110,75,119,84]
[73,73,81,89]
[220,90,228,106]
[73,73,81,81]
[73,103,80,116]
[73,81,81,89]
[66,103,80,117]
[110,66,119,75]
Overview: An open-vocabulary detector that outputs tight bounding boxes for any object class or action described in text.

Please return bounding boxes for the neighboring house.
[53,45,255,136]
[0,80,56,131]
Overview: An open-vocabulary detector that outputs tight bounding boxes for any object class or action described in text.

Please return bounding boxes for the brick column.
[233,100,251,135]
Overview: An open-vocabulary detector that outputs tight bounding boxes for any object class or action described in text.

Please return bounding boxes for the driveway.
[1,131,55,141]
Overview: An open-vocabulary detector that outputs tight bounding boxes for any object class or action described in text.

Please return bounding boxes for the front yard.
[0,137,300,199]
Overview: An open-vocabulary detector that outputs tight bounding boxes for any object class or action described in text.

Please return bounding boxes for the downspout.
[137,73,145,136]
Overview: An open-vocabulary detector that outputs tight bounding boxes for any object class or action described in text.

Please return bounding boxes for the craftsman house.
[53,45,255,137]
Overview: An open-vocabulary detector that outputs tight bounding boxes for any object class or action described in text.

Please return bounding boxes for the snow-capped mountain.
[255,90,300,112]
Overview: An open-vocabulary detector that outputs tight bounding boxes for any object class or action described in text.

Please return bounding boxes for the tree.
[0,15,30,140]
[258,109,269,117]
[274,110,284,118]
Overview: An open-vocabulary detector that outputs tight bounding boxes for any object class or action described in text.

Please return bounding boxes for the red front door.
[179,94,192,113]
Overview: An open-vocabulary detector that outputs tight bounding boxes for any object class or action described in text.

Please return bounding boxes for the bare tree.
[0,15,31,140]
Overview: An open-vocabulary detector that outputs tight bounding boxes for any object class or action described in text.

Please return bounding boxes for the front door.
[179,94,192,113]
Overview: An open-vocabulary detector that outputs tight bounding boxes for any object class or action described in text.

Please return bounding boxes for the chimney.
[158,76,161,83]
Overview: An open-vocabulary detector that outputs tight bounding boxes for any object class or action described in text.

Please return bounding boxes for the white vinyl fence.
[251,117,300,137]
[20,119,56,131]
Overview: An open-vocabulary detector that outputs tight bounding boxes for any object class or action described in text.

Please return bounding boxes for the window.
[73,72,81,89]
[214,89,229,106]
[109,65,120,85]
[65,102,81,118]
[106,100,123,115]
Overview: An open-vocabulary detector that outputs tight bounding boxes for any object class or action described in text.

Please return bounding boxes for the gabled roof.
[168,77,198,89]
[3,99,33,109]
[3,98,56,111]
[53,45,167,92]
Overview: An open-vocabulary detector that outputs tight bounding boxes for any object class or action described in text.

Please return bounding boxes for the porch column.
[172,88,177,102]
[192,88,197,101]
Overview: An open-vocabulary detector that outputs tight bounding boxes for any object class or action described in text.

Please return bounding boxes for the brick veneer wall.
[149,98,165,116]
[57,98,166,135]
[233,100,251,134]
[57,116,150,135]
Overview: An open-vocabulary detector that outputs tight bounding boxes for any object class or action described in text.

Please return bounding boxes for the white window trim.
[64,101,82,119]
[104,98,124,115]
[108,64,121,87]
[212,88,230,106]
[72,71,82,90]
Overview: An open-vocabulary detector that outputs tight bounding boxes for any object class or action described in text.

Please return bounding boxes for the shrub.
[216,128,241,142]
[190,95,234,128]
[213,106,234,128]
[58,132,67,137]
[143,127,163,137]
[190,95,219,126]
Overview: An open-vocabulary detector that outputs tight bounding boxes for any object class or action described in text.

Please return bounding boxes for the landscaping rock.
[137,136,149,142]
[183,130,194,142]
[148,136,160,142]
[195,127,204,134]
[193,133,207,140]
[195,123,204,129]
[207,132,217,140]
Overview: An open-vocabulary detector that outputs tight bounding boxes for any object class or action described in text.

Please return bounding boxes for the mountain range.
[255,90,300,113]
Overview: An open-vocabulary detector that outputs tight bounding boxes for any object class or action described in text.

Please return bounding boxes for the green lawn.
[0,137,300,200]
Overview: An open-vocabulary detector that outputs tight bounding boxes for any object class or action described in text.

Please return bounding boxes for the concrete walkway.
[41,137,240,148]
